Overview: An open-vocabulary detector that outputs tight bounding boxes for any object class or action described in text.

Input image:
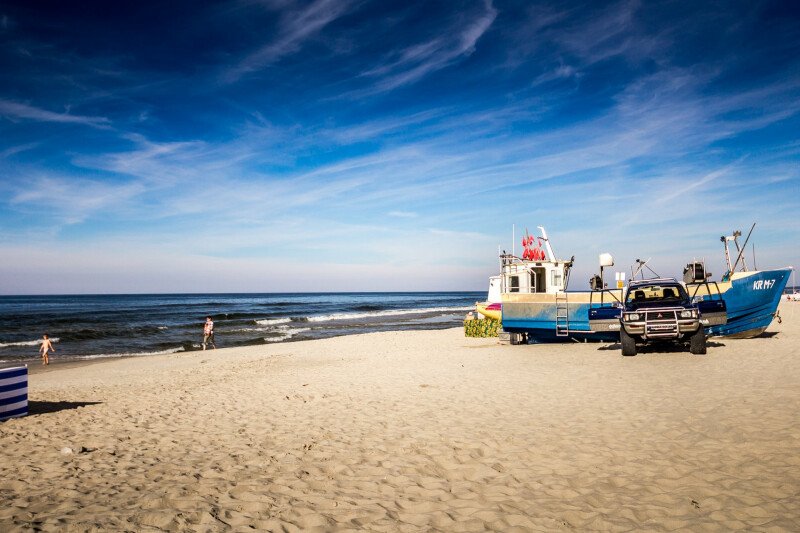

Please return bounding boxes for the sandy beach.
[2,304,799,532]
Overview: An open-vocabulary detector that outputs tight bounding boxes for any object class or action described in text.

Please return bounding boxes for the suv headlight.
[680,309,697,318]
[625,313,640,321]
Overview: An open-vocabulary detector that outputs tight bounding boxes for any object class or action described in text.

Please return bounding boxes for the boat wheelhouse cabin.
[499,226,572,295]
[500,253,571,295]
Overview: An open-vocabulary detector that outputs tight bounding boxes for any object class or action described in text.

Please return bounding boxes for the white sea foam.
[255,318,292,326]
[256,306,470,326]
[306,306,472,322]
[264,327,311,342]
[0,337,60,348]
[230,324,290,333]
[73,347,185,360]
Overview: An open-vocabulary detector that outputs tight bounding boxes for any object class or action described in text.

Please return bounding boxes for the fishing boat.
[685,225,792,338]
[499,227,621,343]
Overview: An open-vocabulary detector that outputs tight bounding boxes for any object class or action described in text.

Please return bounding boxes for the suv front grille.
[644,309,678,338]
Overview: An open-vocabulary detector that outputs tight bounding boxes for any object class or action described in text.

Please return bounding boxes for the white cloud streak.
[9,175,145,225]
[0,99,110,128]
[223,0,354,83]
[356,1,497,94]
[0,142,38,159]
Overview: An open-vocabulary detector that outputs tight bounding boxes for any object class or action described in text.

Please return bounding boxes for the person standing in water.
[39,334,55,365]
[203,316,216,350]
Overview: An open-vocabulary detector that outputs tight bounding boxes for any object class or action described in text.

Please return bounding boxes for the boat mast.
[537,226,556,261]
[631,258,659,280]
[512,224,515,258]
[721,233,735,276]
[732,232,749,271]
[730,223,756,274]
[721,223,756,278]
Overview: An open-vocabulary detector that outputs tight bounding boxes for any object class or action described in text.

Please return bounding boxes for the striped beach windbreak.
[0,366,28,421]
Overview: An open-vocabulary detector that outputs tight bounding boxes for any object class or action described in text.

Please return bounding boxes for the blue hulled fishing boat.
[686,225,792,338]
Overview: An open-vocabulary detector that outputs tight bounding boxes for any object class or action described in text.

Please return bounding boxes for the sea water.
[0,292,482,363]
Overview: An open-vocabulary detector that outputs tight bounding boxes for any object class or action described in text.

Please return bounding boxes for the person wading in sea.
[203,316,216,350]
[39,334,55,365]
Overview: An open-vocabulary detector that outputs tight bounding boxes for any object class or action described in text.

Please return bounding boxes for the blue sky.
[1,0,798,294]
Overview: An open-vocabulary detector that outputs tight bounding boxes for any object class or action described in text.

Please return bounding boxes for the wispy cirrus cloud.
[0,142,38,159]
[357,0,497,94]
[555,0,649,65]
[0,99,110,128]
[222,0,355,84]
[512,0,663,86]
[9,174,145,225]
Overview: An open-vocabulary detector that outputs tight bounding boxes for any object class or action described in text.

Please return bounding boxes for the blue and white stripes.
[0,366,28,421]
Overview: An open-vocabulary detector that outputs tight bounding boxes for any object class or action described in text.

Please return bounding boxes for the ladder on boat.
[555,292,569,337]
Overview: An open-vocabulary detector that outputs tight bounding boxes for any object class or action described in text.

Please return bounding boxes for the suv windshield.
[626,284,687,304]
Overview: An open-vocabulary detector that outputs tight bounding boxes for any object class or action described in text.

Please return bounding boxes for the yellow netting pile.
[464,316,500,337]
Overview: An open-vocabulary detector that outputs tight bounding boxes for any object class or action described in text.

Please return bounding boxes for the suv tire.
[689,328,707,355]
[620,328,637,356]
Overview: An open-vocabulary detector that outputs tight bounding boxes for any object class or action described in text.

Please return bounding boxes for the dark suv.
[589,278,726,356]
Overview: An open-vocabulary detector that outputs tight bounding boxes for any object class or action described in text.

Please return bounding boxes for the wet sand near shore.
[24,358,122,375]
[1,304,798,531]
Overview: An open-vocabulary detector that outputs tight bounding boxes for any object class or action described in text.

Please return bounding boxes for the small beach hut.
[0,366,28,421]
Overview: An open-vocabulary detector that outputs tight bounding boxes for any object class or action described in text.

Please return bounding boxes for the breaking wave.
[72,346,186,360]
[306,306,472,322]
[264,326,311,343]
[255,318,292,326]
[0,337,60,348]
[253,306,471,326]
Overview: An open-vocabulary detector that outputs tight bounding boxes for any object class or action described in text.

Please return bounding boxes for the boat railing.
[500,253,572,267]
[500,253,524,267]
